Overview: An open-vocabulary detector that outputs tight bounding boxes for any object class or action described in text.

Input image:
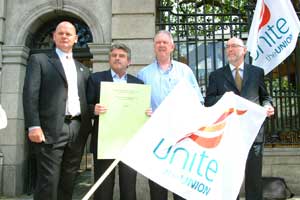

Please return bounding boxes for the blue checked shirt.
[138,59,204,111]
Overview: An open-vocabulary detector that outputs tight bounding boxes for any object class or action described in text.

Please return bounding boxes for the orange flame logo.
[176,108,247,148]
[258,1,271,31]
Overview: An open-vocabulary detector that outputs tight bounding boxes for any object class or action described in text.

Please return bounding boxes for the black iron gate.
[156,0,300,146]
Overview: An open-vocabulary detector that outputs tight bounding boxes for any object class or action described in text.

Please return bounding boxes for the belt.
[65,115,81,121]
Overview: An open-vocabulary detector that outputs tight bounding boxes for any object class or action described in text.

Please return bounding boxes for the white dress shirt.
[111,69,127,83]
[28,49,81,132]
[229,62,244,79]
[56,48,81,116]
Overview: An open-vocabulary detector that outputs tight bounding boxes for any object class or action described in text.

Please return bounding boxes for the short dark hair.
[109,43,131,60]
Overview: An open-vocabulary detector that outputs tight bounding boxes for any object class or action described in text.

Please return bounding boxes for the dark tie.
[235,68,242,91]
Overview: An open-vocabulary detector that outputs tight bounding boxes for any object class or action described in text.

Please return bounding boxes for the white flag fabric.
[247,0,300,74]
[121,80,267,200]
[0,105,7,129]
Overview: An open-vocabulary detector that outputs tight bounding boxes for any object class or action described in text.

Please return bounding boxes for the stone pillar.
[88,43,111,72]
[0,0,7,193]
[111,0,156,75]
[0,46,2,98]
[263,148,300,194]
[295,41,300,88]
[0,0,6,44]
[110,0,156,199]
[0,45,29,196]
[0,151,3,194]
[0,0,7,99]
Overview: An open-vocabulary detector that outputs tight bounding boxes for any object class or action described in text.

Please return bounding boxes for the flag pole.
[81,158,120,200]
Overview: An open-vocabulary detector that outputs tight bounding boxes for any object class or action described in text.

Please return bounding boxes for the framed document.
[98,82,151,159]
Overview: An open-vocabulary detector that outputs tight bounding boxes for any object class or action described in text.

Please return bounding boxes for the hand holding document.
[98,82,151,159]
[94,104,108,115]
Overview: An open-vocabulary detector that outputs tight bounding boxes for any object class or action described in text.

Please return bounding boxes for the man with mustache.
[86,43,150,200]
[137,30,204,200]
[205,37,274,200]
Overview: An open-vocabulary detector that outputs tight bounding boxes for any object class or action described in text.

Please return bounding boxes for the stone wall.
[0,0,299,198]
[263,148,300,194]
[0,45,29,196]
[0,0,113,196]
[0,151,3,194]
[0,0,156,197]
[237,148,300,197]
[111,0,156,75]
[109,148,300,199]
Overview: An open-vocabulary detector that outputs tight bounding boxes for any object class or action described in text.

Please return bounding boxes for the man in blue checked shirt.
[137,30,204,200]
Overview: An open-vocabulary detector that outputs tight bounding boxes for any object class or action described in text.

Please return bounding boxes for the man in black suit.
[205,37,275,200]
[86,43,149,200]
[23,21,92,200]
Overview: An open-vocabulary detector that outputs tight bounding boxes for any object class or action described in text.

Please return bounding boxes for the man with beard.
[205,37,274,200]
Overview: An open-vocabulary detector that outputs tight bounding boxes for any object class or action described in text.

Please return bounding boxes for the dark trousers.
[237,143,264,200]
[33,119,85,200]
[93,159,137,200]
[149,180,185,200]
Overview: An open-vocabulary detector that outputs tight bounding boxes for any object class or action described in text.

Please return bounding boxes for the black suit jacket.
[205,64,272,142]
[23,51,92,144]
[86,70,144,155]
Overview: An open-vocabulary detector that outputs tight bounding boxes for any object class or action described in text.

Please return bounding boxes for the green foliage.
[158,0,252,38]
[266,77,294,91]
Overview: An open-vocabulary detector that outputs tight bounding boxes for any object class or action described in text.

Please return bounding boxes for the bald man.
[205,37,274,200]
[23,21,92,200]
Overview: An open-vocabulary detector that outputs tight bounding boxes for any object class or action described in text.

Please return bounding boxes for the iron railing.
[156,0,300,146]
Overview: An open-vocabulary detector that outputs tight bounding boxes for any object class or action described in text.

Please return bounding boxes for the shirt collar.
[229,62,244,71]
[56,48,73,60]
[155,59,173,73]
[111,69,127,81]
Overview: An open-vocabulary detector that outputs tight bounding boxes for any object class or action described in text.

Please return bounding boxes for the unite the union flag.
[246,0,300,74]
[121,80,267,200]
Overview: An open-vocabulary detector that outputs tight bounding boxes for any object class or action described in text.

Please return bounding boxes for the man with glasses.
[205,37,274,200]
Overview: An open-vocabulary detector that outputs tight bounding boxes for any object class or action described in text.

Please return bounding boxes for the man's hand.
[28,127,45,143]
[145,108,152,117]
[264,105,275,117]
[94,104,108,115]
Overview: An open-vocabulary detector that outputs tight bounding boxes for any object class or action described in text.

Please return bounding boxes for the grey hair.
[109,43,131,60]
[154,30,174,45]
[226,37,246,47]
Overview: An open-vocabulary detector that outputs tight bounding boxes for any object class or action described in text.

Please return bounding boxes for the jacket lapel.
[127,75,136,83]
[223,64,244,93]
[223,65,237,88]
[75,61,85,99]
[104,70,114,82]
[48,51,67,84]
[241,64,250,91]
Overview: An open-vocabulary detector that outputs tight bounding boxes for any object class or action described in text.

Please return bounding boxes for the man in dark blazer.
[86,43,149,200]
[205,37,275,200]
[23,21,92,200]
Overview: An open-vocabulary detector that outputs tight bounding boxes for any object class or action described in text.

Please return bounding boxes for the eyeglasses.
[225,44,244,49]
